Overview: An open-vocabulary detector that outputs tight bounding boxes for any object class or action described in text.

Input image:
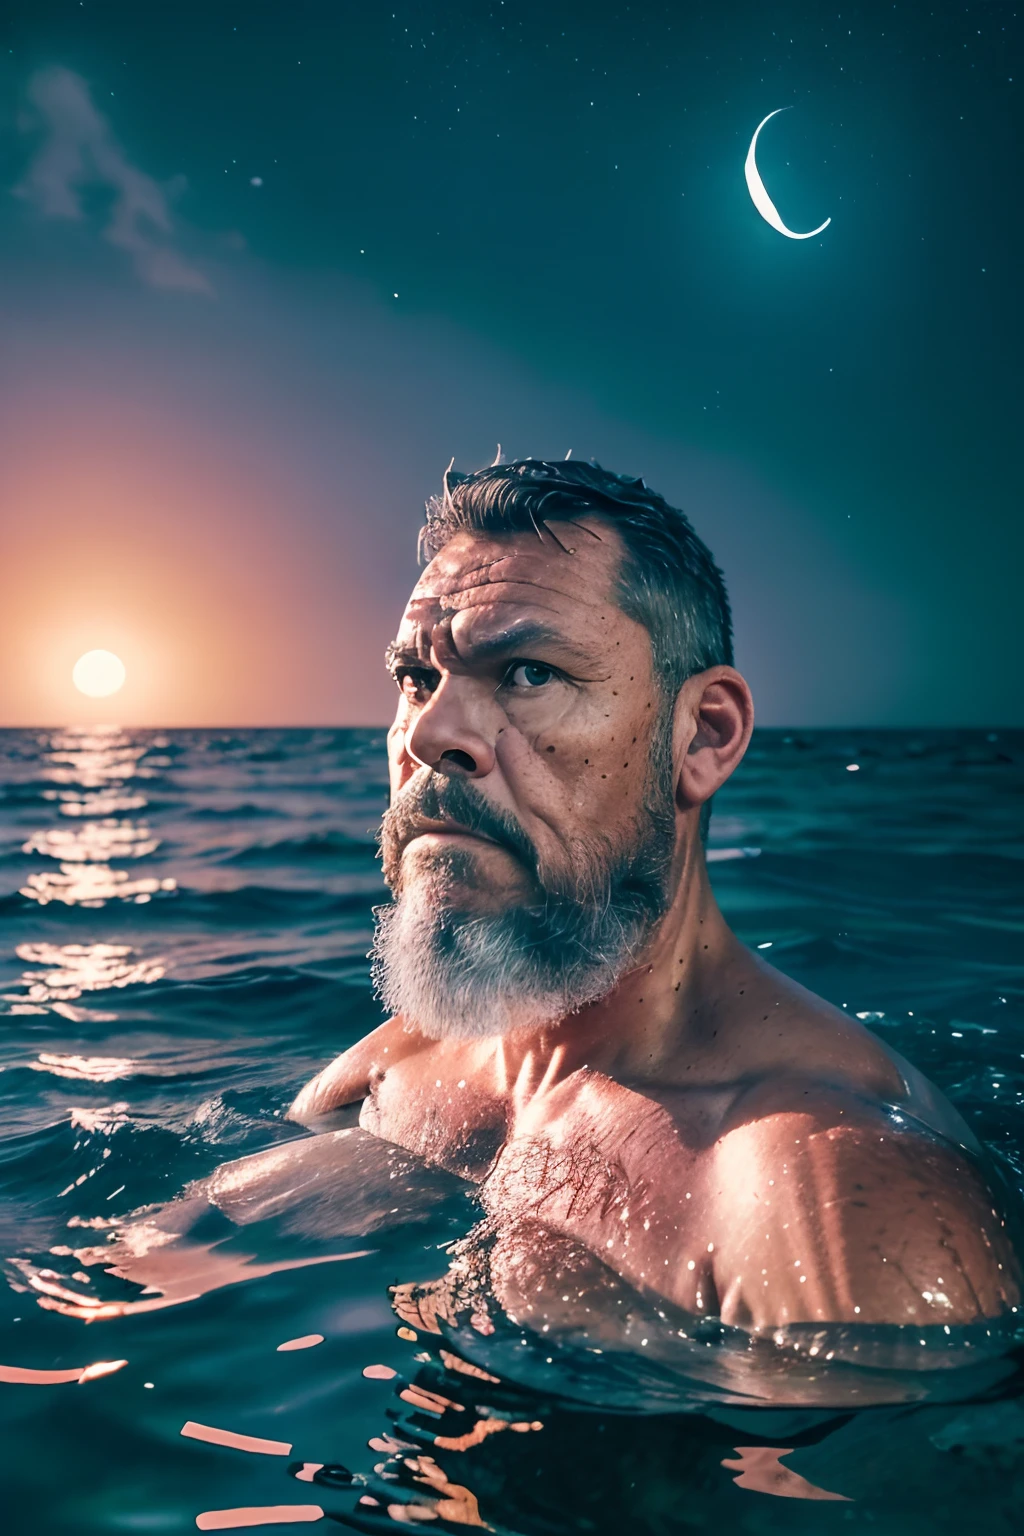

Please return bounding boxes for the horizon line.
[0,722,1020,734]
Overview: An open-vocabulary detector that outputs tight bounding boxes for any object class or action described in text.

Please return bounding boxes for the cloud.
[15,66,211,295]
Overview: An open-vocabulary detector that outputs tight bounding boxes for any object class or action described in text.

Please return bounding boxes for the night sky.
[0,1,1020,727]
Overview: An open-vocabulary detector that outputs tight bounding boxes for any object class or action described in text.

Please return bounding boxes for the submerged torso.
[341,960,1021,1328]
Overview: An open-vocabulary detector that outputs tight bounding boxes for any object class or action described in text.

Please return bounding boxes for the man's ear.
[672,666,754,813]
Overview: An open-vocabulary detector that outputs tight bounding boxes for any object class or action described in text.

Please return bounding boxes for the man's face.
[383,520,668,905]
[373,520,678,1039]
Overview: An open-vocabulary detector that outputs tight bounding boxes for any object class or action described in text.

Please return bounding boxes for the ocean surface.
[1,725,1022,1534]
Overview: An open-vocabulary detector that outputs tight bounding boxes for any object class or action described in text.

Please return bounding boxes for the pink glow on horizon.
[0,384,398,728]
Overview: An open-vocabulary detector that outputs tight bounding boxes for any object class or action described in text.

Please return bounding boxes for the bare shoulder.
[714,955,908,1098]
[706,953,978,1149]
[709,1085,1021,1326]
[287,1016,424,1124]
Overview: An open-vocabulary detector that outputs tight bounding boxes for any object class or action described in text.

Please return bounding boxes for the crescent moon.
[744,108,831,240]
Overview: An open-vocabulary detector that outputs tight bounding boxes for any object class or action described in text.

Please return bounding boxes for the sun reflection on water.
[23,823,161,862]
[27,1053,141,1083]
[10,942,166,1001]
[43,789,150,817]
[41,729,153,788]
[18,729,176,909]
[20,865,176,907]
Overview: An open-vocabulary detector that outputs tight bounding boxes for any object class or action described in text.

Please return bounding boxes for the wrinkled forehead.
[396,521,630,651]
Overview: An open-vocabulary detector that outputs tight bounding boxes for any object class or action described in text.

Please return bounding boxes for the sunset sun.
[72,649,126,698]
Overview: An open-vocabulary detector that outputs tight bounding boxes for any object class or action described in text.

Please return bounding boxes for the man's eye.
[506,662,555,689]
[394,667,438,699]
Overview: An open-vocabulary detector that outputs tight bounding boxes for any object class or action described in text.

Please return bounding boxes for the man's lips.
[401,818,504,851]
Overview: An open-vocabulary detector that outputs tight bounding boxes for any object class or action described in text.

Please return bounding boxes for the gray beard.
[371,717,676,1041]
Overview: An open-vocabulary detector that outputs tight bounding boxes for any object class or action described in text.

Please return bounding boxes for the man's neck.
[495,852,740,1103]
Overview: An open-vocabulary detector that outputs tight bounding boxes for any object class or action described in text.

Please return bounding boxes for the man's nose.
[404,677,496,778]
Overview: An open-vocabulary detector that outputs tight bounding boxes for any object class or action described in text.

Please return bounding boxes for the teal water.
[1,726,1022,1533]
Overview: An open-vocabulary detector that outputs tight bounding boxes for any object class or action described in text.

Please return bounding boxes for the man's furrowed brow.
[385,621,599,675]
[458,621,592,668]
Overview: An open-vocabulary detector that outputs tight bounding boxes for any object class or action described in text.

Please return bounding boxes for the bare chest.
[478,1090,722,1308]
[359,1061,727,1307]
[358,1060,507,1181]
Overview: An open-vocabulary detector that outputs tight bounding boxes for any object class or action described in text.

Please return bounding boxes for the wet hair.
[419,457,733,695]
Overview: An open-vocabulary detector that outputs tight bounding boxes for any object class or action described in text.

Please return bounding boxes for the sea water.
[0,726,1022,1533]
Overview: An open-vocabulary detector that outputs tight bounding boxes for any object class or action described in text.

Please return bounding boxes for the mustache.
[381,771,539,879]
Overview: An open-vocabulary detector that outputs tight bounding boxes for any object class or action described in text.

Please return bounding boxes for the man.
[291,457,1019,1331]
